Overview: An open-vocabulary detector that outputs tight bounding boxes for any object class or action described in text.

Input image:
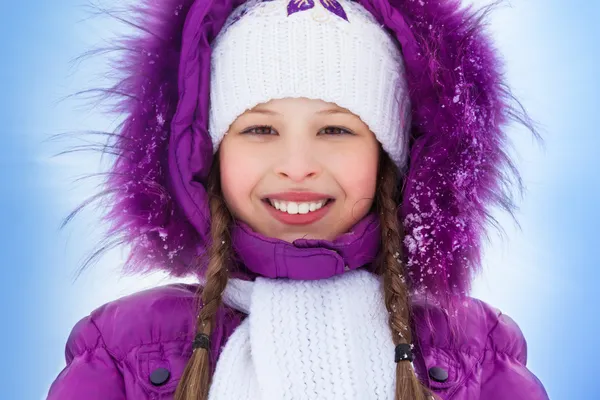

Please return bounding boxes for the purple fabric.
[231,212,380,279]
[46,283,549,399]
[319,0,349,21]
[286,0,349,21]
[100,0,202,277]
[288,0,316,16]
[98,0,522,310]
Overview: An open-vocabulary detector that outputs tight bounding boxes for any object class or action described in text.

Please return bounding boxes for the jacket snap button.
[149,367,171,386]
[428,366,449,383]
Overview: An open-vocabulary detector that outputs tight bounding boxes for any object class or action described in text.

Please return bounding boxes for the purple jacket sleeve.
[479,312,549,400]
[46,315,126,400]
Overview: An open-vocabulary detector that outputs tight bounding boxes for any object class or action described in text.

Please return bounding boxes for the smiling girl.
[47,0,549,399]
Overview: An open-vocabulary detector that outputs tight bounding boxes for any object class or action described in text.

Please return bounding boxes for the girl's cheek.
[221,150,262,200]
[340,147,379,196]
[326,141,378,174]
[220,150,246,203]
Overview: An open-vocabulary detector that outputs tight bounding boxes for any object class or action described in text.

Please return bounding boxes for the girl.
[47,0,549,399]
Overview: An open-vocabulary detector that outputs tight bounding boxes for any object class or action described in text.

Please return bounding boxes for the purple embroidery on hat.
[287,0,315,16]
[319,0,348,21]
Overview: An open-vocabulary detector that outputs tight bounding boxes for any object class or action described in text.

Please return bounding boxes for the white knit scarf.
[207,270,397,399]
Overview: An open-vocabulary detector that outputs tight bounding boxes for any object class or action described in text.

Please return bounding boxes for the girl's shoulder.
[65,282,245,362]
[60,284,201,367]
[412,296,528,361]
[50,283,205,399]
[410,297,548,398]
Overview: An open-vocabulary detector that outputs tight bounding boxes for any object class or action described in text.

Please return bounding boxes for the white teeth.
[287,202,299,214]
[298,203,309,214]
[270,199,328,215]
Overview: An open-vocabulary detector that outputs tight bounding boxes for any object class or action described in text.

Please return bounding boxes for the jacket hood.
[97,0,526,305]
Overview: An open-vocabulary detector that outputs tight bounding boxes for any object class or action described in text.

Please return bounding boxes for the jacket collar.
[230,212,381,280]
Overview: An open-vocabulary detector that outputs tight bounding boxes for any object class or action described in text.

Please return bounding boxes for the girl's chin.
[264,223,341,243]
[277,231,335,243]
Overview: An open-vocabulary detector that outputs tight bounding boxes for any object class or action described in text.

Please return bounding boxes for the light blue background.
[1,0,597,398]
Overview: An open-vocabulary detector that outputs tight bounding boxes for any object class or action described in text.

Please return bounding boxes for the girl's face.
[219,97,380,242]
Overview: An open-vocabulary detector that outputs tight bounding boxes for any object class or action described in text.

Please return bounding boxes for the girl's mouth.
[262,198,335,225]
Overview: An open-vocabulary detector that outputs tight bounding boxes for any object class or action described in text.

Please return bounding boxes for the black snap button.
[428,366,449,383]
[149,367,171,386]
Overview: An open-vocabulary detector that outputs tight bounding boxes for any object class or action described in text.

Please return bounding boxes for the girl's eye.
[240,125,354,136]
[320,126,354,136]
[241,125,277,135]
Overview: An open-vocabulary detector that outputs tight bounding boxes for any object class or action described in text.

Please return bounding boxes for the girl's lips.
[262,191,333,202]
[263,199,334,226]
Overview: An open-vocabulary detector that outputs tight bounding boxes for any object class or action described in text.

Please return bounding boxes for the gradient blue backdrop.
[1,0,598,398]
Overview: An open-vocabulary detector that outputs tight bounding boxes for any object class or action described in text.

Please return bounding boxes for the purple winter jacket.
[47,214,549,399]
[46,282,548,400]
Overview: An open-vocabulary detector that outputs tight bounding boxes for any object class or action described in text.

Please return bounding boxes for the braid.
[175,153,233,400]
[376,151,437,400]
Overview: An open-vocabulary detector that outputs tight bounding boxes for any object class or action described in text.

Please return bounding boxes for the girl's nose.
[274,144,322,183]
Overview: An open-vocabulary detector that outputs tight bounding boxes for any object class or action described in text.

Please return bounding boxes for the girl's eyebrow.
[248,108,279,115]
[316,108,352,115]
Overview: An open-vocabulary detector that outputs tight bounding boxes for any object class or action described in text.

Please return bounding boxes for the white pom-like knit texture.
[208,270,397,399]
[209,0,410,168]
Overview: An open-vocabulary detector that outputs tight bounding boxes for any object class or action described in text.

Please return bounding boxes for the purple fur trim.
[372,0,514,304]
[287,0,315,16]
[95,0,209,276]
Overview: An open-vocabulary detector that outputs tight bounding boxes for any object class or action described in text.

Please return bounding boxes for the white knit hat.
[209,0,411,169]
